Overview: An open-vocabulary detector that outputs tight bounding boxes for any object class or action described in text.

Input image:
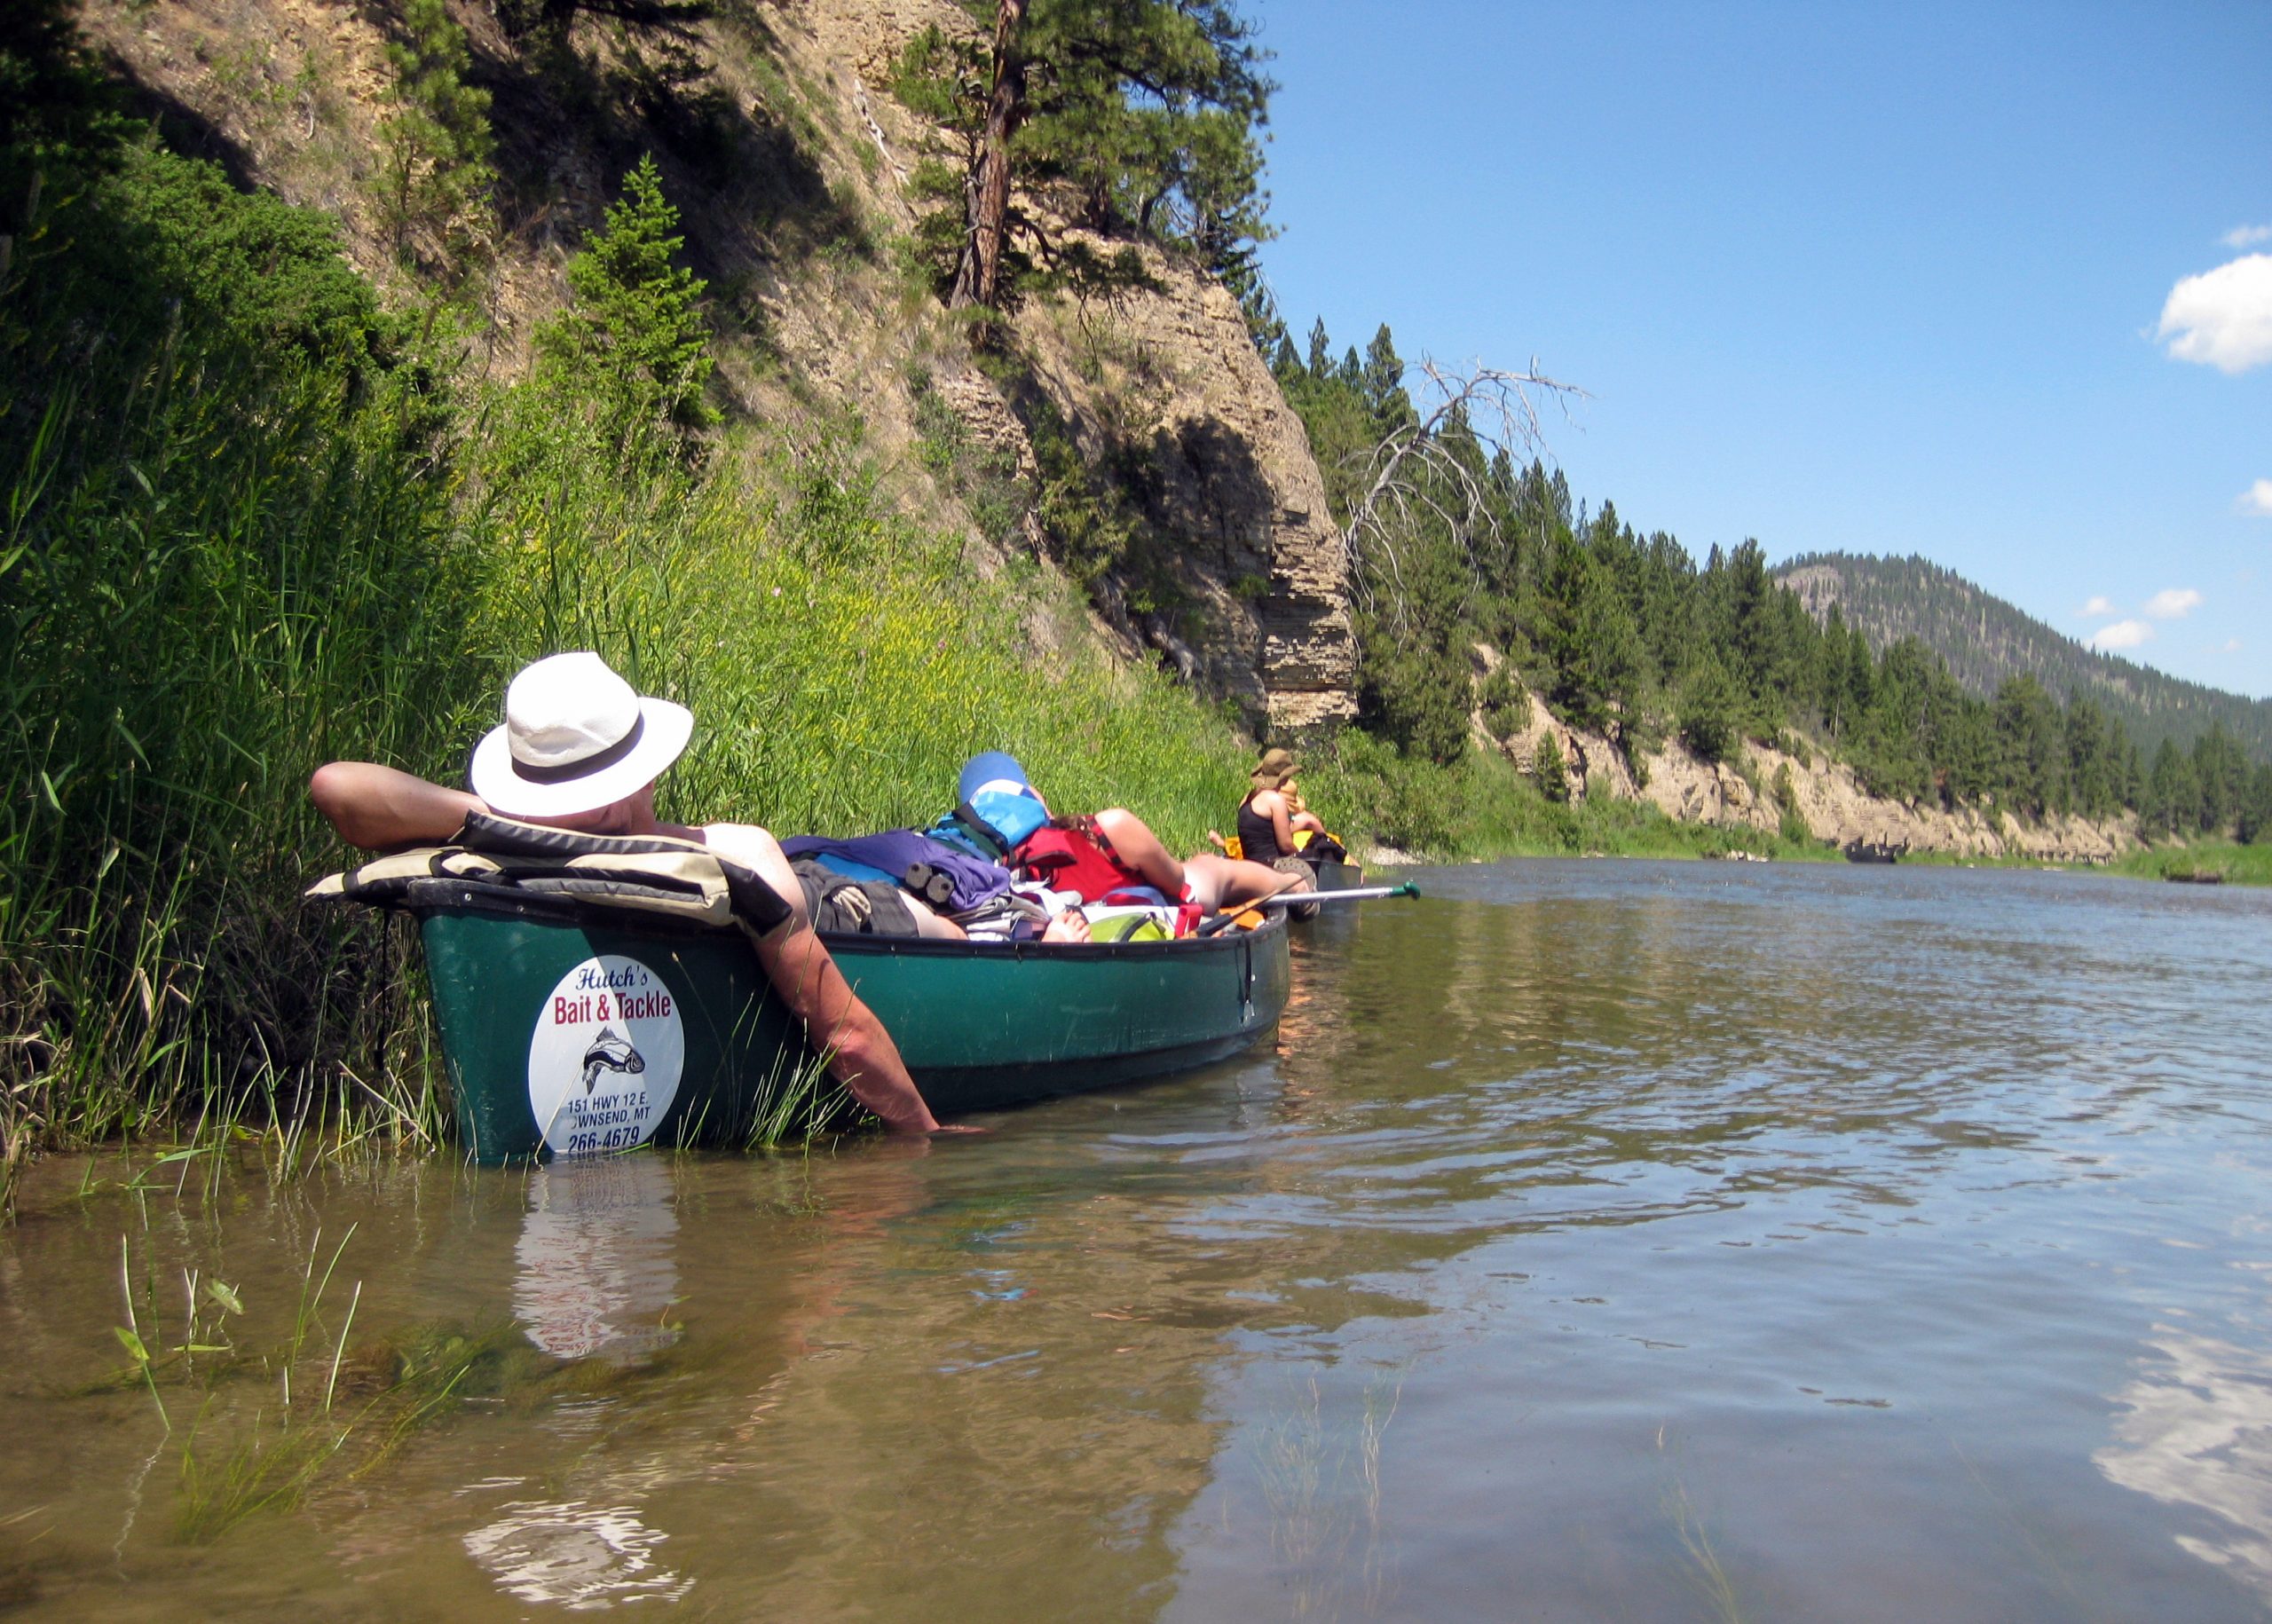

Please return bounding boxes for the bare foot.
[1042,907,1091,944]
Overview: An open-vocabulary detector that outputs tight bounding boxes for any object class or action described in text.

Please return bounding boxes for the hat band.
[509,713,646,784]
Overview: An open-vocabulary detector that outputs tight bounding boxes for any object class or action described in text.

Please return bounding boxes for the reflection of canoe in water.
[415,895,1290,1163]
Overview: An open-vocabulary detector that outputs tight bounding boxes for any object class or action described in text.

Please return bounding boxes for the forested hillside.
[1263,321,2272,847]
[1778,553,2272,761]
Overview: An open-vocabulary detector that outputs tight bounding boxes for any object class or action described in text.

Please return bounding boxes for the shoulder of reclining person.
[694,821,782,863]
[696,823,810,928]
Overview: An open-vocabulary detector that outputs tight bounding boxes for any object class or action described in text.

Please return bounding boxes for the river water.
[4,860,2272,1620]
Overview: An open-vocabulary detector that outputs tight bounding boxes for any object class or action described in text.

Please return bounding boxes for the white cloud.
[2144,587,2204,619]
[2089,619,2154,651]
[2225,225,2272,249]
[2225,638,2243,653]
[2158,254,2272,373]
[2080,595,2116,617]
[2241,478,2272,517]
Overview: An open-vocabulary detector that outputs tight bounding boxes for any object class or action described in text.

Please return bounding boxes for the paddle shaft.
[1246,882,1417,909]
[1195,882,1418,935]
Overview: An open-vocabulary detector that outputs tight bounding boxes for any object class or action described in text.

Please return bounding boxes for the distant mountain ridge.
[1775,552,2272,763]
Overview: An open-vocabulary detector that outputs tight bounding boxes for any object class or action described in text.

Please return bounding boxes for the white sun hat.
[468,652,694,818]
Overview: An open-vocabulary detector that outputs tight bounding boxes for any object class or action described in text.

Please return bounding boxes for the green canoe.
[418,895,1290,1162]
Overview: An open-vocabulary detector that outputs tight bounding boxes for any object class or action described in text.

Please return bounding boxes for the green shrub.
[534,155,718,453]
[1534,731,1570,803]
[1479,663,1528,739]
[375,0,493,268]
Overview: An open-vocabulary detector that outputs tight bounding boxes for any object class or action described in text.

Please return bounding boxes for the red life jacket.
[1012,817,1152,903]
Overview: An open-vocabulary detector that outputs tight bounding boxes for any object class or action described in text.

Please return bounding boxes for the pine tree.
[2145,739,2199,839]
[898,0,1274,320]
[375,0,493,269]
[1677,650,1741,764]
[1533,730,1569,802]
[535,155,716,451]
[2241,763,2272,846]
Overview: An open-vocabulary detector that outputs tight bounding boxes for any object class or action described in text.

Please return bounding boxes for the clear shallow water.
[4,860,2271,1620]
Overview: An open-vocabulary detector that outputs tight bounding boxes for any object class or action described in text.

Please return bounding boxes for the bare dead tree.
[1341,359,1586,625]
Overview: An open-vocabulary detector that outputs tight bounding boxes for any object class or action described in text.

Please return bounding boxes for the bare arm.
[754,918,941,1135]
[1283,785,1326,835]
[706,823,943,1135]
[1254,789,1297,855]
[1093,808,1187,895]
[311,761,484,851]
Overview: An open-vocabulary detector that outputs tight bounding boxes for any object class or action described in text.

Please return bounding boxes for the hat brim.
[469,698,694,818]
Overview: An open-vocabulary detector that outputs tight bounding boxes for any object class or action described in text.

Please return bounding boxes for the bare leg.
[901,894,968,940]
[1092,808,1187,896]
[1183,853,1311,911]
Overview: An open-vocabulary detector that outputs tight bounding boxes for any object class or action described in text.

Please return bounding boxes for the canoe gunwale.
[820,913,1288,962]
[379,878,1290,961]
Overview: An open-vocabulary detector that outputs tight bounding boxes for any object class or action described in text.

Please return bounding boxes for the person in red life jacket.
[308,652,960,1137]
[953,753,1311,915]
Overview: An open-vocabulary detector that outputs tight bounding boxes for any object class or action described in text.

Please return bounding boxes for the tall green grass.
[2106,841,2272,887]
[467,416,1250,848]
[2,342,487,1186]
[0,137,1252,1191]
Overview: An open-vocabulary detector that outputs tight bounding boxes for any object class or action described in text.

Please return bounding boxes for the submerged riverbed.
[4,861,2271,1620]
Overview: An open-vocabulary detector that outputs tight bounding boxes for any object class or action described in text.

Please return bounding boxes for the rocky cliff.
[1491,677,2137,863]
[81,0,1357,735]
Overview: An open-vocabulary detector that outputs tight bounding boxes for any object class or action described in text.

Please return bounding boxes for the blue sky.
[1250,1,2272,698]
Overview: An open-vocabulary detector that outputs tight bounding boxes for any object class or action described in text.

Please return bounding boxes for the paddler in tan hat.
[1211,746,1327,868]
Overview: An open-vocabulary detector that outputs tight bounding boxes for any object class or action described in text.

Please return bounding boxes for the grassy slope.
[2104,843,2272,887]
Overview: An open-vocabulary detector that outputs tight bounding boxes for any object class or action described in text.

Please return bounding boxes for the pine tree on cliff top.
[895,0,1274,323]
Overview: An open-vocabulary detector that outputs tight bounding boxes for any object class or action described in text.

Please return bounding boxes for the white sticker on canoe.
[526,956,684,1156]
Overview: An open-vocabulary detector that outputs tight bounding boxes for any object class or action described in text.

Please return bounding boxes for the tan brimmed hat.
[1250,746,1299,788]
[468,652,693,818]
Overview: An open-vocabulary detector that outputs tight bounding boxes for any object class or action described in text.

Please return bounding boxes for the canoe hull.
[418,903,1290,1162]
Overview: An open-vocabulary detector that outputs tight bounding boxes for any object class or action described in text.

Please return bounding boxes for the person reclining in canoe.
[943,752,1312,918]
[307,651,952,1137]
[771,824,1093,943]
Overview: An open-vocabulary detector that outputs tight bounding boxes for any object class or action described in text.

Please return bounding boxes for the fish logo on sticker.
[580,1028,646,1094]
[527,957,683,1156]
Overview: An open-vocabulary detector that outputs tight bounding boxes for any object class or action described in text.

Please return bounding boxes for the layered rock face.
[1014,254,1358,733]
[738,0,1357,733]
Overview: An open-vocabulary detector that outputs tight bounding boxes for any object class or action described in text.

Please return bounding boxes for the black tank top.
[1236,792,1285,862]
